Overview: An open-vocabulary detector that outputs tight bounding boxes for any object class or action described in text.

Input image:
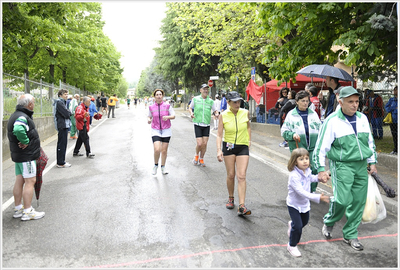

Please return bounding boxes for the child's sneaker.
[21,208,45,221]
[193,155,199,165]
[13,207,24,218]
[287,243,301,257]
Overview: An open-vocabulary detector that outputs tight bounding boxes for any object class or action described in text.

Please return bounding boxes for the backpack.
[52,99,58,131]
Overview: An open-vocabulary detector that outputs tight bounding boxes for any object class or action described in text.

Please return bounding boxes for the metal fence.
[2,73,93,120]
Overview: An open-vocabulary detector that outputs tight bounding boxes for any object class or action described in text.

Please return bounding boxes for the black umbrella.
[35,147,49,207]
[371,172,396,198]
[296,64,354,81]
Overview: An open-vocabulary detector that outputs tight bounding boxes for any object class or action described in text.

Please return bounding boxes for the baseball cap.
[339,86,360,99]
[200,84,209,89]
[226,91,243,101]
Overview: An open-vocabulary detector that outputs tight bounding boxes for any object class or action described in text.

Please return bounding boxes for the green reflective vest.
[193,96,214,125]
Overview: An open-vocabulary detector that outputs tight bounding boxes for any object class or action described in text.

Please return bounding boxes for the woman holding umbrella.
[281,90,322,193]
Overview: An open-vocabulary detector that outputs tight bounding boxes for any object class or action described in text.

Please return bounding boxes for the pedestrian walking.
[365,90,384,139]
[96,95,101,112]
[148,89,175,175]
[320,76,341,119]
[279,90,297,147]
[55,89,72,168]
[101,95,108,115]
[286,148,329,257]
[7,94,45,220]
[88,97,98,125]
[281,90,322,193]
[68,94,80,139]
[189,84,218,167]
[213,94,221,130]
[126,97,131,109]
[220,92,227,112]
[314,86,378,251]
[216,91,252,216]
[107,94,118,118]
[73,96,95,159]
[385,86,398,154]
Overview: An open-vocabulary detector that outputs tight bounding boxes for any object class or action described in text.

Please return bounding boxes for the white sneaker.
[21,208,45,221]
[161,166,168,175]
[13,207,24,218]
[152,165,158,175]
[57,162,72,168]
[287,243,301,257]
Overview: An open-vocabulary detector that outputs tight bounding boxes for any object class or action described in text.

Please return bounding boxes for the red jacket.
[74,103,90,131]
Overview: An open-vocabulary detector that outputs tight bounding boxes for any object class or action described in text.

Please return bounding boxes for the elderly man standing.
[7,94,45,220]
[73,96,95,158]
[313,86,377,251]
[68,94,80,139]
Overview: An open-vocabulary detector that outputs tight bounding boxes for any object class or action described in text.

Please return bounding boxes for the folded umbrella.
[35,147,49,207]
[296,64,354,81]
[371,172,396,198]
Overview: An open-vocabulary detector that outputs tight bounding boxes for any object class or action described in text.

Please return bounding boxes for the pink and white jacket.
[149,102,172,130]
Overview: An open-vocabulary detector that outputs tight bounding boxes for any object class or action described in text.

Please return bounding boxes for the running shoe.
[161,166,168,175]
[21,208,45,221]
[73,152,84,157]
[226,197,234,209]
[193,155,199,165]
[343,238,364,251]
[56,162,72,168]
[87,153,95,159]
[237,204,251,216]
[152,165,158,175]
[13,207,24,218]
[199,159,206,167]
[322,224,333,239]
[287,243,301,257]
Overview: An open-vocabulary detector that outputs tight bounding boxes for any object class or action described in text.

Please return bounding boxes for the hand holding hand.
[320,193,330,203]
[318,171,330,183]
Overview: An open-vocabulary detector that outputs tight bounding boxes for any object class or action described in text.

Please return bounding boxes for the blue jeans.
[288,206,309,247]
[371,117,383,138]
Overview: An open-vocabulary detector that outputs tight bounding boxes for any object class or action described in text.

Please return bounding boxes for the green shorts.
[15,160,36,178]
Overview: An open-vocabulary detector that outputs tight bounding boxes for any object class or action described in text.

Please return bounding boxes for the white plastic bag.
[362,174,387,224]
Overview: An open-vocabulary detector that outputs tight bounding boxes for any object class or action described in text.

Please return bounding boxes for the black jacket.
[7,105,41,162]
[55,98,72,130]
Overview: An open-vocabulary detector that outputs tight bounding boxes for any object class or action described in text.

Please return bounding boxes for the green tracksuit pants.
[70,115,77,137]
[323,159,368,239]
[309,149,318,193]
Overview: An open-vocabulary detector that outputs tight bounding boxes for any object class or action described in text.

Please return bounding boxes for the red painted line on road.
[85,233,398,268]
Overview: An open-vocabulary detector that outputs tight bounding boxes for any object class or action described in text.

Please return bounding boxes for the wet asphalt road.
[2,104,398,268]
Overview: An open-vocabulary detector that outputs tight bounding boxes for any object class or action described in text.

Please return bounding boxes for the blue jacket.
[220,97,227,111]
[384,97,398,124]
[89,101,98,117]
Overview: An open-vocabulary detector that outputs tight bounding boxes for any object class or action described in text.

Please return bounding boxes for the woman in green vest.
[216,91,252,216]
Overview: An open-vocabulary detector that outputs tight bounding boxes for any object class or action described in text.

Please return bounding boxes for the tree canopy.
[2,2,125,95]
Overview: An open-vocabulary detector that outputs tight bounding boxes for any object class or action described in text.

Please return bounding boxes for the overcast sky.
[101,1,167,83]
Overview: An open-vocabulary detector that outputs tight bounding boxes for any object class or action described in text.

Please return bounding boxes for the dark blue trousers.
[57,128,69,166]
[288,206,309,247]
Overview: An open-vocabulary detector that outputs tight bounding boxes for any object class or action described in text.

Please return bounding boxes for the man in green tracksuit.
[188,84,218,167]
[313,86,377,251]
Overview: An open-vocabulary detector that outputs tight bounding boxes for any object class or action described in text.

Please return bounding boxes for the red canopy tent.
[246,74,355,111]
